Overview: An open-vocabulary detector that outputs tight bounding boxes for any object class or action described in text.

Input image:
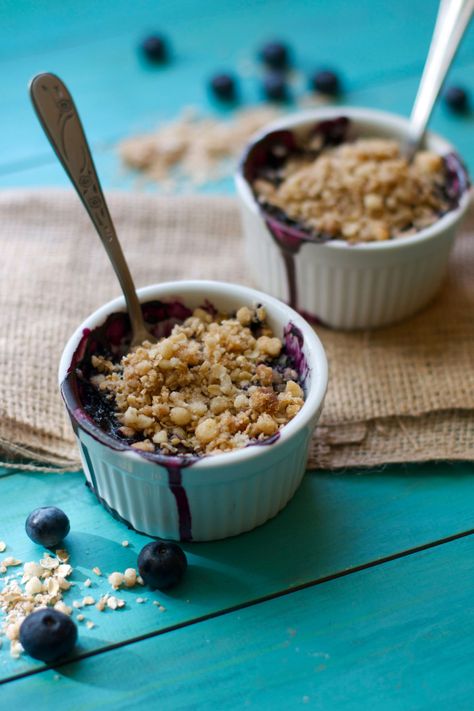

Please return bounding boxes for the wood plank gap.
[2,524,474,687]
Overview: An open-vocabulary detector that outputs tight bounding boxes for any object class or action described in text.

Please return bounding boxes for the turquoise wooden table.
[1,1,474,708]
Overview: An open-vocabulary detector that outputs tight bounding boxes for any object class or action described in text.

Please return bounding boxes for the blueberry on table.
[209,73,237,101]
[263,72,288,101]
[311,69,341,96]
[138,541,187,590]
[141,34,168,63]
[444,86,469,113]
[260,41,290,70]
[25,506,70,548]
[19,609,78,663]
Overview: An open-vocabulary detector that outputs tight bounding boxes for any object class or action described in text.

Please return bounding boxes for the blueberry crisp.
[249,123,468,243]
[85,304,305,457]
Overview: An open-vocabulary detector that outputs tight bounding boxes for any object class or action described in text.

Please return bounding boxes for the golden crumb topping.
[90,306,304,456]
[254,138,450,243]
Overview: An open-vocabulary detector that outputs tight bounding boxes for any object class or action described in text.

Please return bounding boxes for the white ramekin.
[59,281,327,542]
[235,107,471,330]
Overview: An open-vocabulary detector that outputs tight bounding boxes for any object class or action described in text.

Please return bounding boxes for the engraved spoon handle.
[406,0,474,159]
[29,72,153,346]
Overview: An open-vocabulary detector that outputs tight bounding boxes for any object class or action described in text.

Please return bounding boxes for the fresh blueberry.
[141,34,168,63]
[263,72,288,101]
[138,541,187,590]
[444,86,469,113]
[209,73,237,101]
[311,69,341,96]
[25,507,70,548]
[260,41,290,70]
[19,609,78,663]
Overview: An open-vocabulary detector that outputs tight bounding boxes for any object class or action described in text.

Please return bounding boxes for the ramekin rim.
[59,280,328,470]
[235,105,471,252]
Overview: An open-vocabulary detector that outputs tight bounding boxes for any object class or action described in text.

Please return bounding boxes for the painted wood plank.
[2,0,474,170]
[3,533,474,709]
[2,53,474,191]
[0,462,473,680]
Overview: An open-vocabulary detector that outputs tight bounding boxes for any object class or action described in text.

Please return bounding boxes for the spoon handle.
[407,0,473,157]
[29,72,150,345]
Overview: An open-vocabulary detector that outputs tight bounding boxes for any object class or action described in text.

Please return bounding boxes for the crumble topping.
[90,305,305,456]
[254,138,451,243]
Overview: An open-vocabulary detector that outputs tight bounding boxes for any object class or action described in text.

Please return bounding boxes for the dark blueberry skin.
[20,609,78,663]
[311,69,341,96]
[444,86,469,113]
[260,41,290,70]
[25,507,70,548]
[210,73,237,101]
[138,541,187,590]
[141,34,168,63]
[263,72,288,101]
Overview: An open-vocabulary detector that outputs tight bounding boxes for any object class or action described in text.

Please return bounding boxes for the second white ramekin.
[235,107,471,330]
[59,281,328,542]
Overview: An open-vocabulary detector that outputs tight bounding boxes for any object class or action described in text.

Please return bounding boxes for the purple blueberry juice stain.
[242,116,470,319]
[61,298,309,540]
[166,462,193,541]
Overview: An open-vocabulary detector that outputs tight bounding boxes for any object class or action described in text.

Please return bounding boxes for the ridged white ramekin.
[59,281,327,542]
[235,107,471,330]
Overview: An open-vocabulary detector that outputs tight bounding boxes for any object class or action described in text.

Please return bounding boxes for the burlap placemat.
[1,189,473,472]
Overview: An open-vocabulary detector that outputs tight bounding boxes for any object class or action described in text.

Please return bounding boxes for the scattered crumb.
[152,600,161,607]
[86,620,95,630]
[123,568,137,588]
[76,614,85,622]
[72,600,83,609]
[54,601,72,616]
[121,540,129,548]
[136,597,147,604]
[84,578,92,588]
[0,550,74,658]
[82,596,95,606]
[2,557,22,569]
[118,105,281,190]
[96,595,108,612]
[10,640,23,658]
[107,596,125,611]
[92,566,102,577]
[159,605,166,613]
[0,542,6,553]
[108,572,124,590]
[56,550,70,563]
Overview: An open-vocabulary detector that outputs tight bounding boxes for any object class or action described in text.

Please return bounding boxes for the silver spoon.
[405,0,473,159]
[29,72,155,347]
